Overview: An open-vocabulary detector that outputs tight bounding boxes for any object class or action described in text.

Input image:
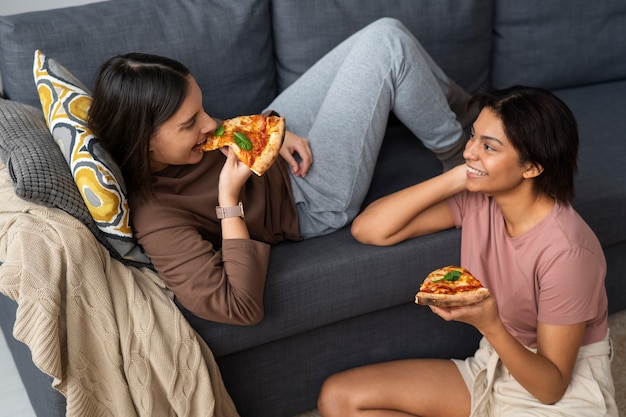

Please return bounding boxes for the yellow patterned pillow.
[33,50,149,264]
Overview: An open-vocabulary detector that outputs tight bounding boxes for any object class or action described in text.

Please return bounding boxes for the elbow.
[181,296,265,326]
[351,215,392,246]
[216,308,265,326]
[238,306,264,326]
[225,299,265,326]
[350,217,367,243]
[535,386,568,406]
[545,393,567,406]
[351,217,375,244]
[538,396,562,406]
[231,294,265,325]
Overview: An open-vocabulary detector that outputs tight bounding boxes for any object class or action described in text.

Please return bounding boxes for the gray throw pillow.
[0,98,150,268]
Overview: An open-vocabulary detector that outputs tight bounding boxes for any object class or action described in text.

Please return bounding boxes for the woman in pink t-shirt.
[318,86,617,417]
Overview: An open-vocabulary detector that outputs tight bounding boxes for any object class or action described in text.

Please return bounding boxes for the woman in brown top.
[88,18,476,325]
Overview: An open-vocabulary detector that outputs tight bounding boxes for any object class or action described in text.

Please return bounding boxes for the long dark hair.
[88,52,191,201]
[472,86,579,203]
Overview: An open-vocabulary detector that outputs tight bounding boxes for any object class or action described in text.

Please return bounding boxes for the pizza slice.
[200,114,285,176]
[415,265,490,307]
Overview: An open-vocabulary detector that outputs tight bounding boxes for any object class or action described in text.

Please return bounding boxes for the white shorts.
[452,335,618,417]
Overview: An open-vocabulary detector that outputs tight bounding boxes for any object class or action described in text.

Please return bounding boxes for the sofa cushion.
[0,0,275,119]
[492,0,626,90]
[33,50,149,264]
[271,0,494,94]
[554,80,626,248]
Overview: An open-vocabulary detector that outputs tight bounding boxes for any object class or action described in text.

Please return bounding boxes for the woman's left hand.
[280,130,313,177]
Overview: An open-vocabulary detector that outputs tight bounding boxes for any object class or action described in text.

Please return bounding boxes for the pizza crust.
[415,287,490,307]
[247,116,285,175]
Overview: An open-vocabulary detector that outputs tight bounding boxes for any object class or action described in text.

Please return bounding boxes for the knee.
[361,17,407,40]
[360,18,415,52]
[317,374,340,416]
[317,373,356,417]
[369,17,407,33]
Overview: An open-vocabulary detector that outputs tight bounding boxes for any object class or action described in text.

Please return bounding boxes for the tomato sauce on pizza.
[415,265,490,307]
[201,114,285,176]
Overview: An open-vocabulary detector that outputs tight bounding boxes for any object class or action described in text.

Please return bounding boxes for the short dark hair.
[88,52,191,201]
[471,86,579,203]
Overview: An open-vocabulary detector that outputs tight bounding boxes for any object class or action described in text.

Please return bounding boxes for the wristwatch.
[215,202,245,219]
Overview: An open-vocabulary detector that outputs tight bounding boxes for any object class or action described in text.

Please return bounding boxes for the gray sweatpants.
[268,18,463,238]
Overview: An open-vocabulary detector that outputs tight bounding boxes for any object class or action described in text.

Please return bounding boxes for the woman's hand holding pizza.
[280,130,313,177]
[218,147,253,205]
[430,293,503,336]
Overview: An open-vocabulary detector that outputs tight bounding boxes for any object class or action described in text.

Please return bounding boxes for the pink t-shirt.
[447,191,608,348]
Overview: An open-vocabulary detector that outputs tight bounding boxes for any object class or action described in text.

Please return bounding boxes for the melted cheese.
[420,266,483,294]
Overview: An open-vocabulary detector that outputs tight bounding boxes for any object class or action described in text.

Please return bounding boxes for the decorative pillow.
[33,49,150,265]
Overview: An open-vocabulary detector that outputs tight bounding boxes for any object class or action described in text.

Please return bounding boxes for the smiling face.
[463,108,543,199]
[149,76,217,172]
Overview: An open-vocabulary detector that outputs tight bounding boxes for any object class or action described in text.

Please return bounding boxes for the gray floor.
[0,329,35,417]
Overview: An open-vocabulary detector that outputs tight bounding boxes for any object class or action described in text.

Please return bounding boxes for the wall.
[0,0,104,16]
[0,0,106,95]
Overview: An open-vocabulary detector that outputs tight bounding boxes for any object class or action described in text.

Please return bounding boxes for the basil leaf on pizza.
[233,132,253,151]
[432,270,462,282]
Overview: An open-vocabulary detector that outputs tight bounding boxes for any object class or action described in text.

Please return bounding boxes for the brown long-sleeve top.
[130,151,301,325]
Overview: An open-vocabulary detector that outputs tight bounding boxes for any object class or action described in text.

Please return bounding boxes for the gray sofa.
[1,1,625,417]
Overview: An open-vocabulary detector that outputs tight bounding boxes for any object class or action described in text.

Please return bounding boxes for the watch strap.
[215,202,245,219]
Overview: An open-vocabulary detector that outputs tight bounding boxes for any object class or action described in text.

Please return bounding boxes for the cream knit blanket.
[0,163,239,417]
